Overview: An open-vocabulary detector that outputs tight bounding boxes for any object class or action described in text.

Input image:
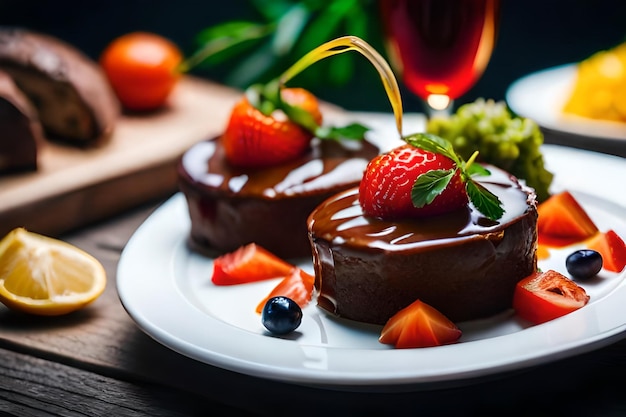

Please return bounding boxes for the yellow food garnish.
[564,42,626,122]
[0,228,106,316]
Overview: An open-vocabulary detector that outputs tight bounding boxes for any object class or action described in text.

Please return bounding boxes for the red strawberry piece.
[211,243,295,285]
[586,230,626,273]
[359,144,468,219]
[255,267,315,314]
[222,87,323,168]
[379,299,462,349]
[513,270,590,325]
[537,191,599,247]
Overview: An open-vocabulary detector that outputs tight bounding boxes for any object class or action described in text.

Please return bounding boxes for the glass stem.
[423,98,454,119]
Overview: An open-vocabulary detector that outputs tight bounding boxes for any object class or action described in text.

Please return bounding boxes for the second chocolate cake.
[178,136,379,259]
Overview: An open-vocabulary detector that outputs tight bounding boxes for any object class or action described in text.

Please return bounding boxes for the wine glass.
[379,0,501,118]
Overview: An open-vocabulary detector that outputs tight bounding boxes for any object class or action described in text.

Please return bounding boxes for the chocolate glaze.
[307,166,538,324]
[178,136,379,258]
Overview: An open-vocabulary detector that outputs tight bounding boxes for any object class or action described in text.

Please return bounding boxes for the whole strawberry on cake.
[178,36,402,259]
[307,133,539,325]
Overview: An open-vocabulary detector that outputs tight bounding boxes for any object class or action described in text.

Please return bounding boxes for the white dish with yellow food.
[506,64,626,142]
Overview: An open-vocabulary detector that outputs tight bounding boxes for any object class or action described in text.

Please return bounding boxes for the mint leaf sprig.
[404,133,505,221]
[245,82,369,141]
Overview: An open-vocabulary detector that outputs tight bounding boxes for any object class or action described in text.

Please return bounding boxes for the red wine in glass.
[380,0,500,115]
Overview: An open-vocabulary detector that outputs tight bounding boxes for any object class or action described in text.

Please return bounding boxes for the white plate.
[506,64,626,148]
[117,144,626,390]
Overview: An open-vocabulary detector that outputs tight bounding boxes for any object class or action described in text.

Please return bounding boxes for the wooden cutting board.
[0,76,242,238]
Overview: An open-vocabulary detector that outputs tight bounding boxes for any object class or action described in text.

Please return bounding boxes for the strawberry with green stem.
[222,36,402,168]
[360,133,505,221]
[222,86,324,167]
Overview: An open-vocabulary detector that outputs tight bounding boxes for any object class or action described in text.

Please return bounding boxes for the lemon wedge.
[0,228,106,316]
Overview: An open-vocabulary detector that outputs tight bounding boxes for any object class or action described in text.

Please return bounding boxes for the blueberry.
[566,249,603,280]
[261,296,303,335]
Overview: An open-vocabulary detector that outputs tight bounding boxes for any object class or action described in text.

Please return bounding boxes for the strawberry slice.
[513,270,590,325]
[537,191,599,247]
[379,299,462,349]
[255,268,315,313]
[586,230,626,272]
[359,144,469,219]
[222,87,323,168]
[211,243,295,285]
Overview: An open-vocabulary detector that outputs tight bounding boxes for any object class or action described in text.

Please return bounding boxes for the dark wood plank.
[0,347,258,417]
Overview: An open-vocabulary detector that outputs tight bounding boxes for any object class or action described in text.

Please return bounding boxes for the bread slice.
[0,70,45,173]
[0,27,119,146]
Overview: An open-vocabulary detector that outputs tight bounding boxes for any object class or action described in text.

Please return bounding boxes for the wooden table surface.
[1,83,626,416]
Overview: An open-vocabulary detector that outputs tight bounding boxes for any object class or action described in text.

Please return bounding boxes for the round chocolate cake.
[307,166,538,324]
[178,136,379,259]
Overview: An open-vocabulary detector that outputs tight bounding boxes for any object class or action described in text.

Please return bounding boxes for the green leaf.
[411,169,454,208]
[315,123,370,140]
[225,41,276,88]
[403,133,459,165]
[466,163,490,177]
[196,21,262,42]
[327,53,353,85]
[272,4,310,55]
[345,3,370,38]
[402,133,505,219]
[281,101,321,132]
[295,0,355,56]
[184,22,273,71]
[466,180,505,221]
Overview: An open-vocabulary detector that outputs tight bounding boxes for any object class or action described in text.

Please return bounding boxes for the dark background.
[1,0,625,113]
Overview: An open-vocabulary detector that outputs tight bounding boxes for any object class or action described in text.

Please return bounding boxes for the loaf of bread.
[0,70,45,173]
[0,27,119,147]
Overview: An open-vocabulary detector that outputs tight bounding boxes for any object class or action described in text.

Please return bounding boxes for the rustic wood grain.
[0,347,258,417]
